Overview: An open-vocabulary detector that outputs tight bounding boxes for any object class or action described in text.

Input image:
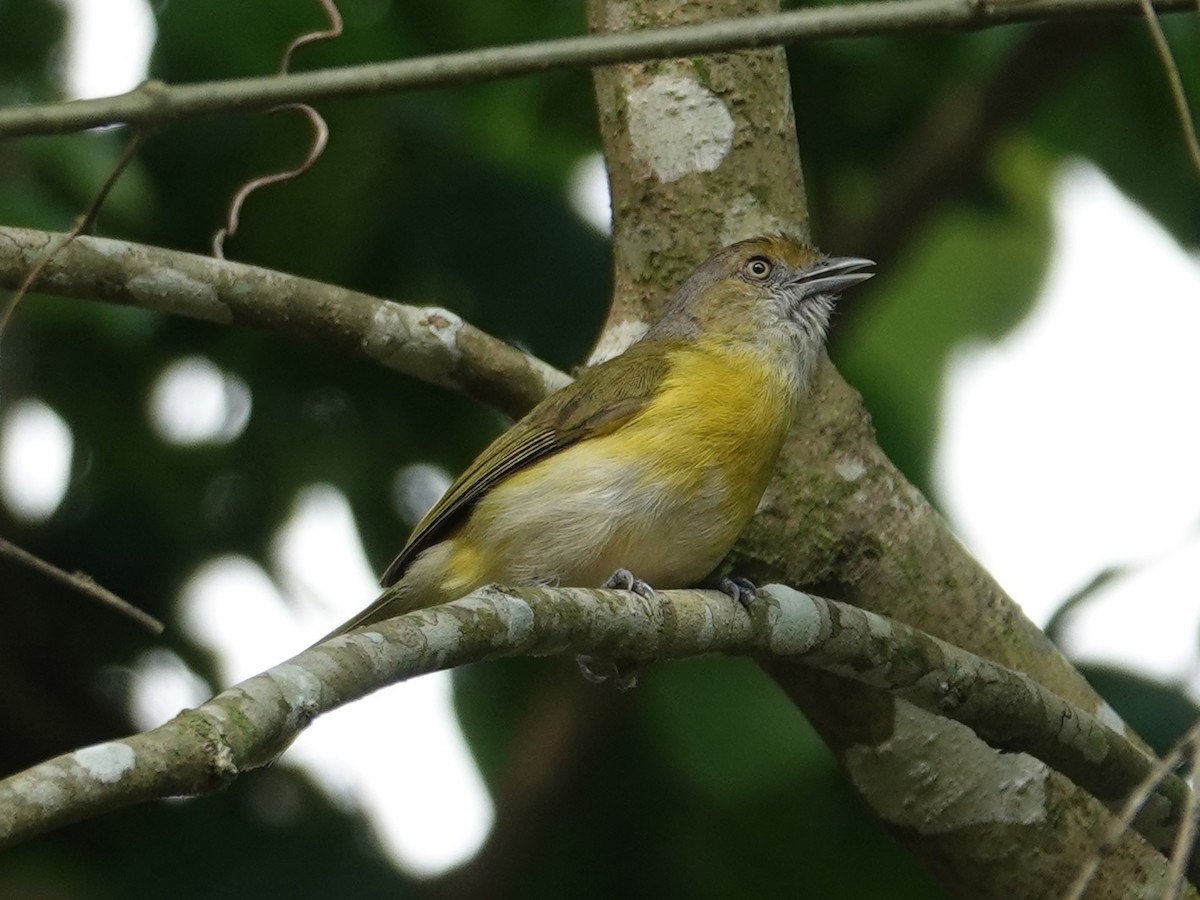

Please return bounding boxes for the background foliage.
[1,0,1197,896]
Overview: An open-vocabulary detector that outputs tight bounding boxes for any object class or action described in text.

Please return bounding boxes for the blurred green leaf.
[1032,22,1200,247]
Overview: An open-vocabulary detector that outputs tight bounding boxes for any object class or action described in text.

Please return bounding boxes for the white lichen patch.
[73,742,136,784]
[761,584,823,655]
[11,773,65,808]
[627,76,735,183]
[835,457,868,482]
[502,592,536,645]
[363,301,454,382]
[406,607,470,664]
[587,318,649,365]
[268,664,323,715]
[890,481,929,518]
[83,235,130,260]
[844,701,1048,832]
[458,586,536,647]
[365,302,410,356]
[126,269,230,324]
[1060,706,1111,767]
[419,306,464,351]
[326,628,391,676]
[720,194,794,246]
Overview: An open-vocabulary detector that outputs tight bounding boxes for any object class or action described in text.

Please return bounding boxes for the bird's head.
[647,235,874,384]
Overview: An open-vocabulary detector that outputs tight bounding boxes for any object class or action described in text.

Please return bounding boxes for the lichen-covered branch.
[0,226,567,420]
[0,584,775,848]
[0,583,1185,881]
[0,0,1193,139]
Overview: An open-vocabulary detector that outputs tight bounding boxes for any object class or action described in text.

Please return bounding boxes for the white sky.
[56,0,156,100]
[6,0,1199,880]
[936,162,1200,678]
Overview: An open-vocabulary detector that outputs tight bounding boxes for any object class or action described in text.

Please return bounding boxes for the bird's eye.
[744,257,773,280]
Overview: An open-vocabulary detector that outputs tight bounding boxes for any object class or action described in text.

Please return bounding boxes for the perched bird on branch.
[322,235,872,641]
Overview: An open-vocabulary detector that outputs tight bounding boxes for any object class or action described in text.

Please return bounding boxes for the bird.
[321,235,872,642]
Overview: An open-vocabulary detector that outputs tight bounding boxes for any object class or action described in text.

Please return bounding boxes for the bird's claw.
[583,570,654,690]
[603,568,656,598]
[576,655,640,690]
[709,574,758,609]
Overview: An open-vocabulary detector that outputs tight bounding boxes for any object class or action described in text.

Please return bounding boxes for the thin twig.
[0,130,145,339]
[281,0,344,72]
[212,1,341,258]
[211,104,329,258]
[0,0,1195,139]
[1133,0,1200,175]
[0,537,163,634]
[1165,736,1200,900]
[1066,719,1200,900]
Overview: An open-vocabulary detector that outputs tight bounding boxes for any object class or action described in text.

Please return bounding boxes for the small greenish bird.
[324,235,872,640]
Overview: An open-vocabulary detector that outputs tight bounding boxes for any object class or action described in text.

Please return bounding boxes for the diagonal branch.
[0,225,568,420]
[0,0,1194,139]
[1133,0,1200,175]
[0,537,162,634]
[0,583,1186,873]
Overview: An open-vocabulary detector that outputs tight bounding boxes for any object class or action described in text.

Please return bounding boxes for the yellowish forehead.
[745,234,819,268]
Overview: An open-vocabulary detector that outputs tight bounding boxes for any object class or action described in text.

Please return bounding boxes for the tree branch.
[0,0,1193,139]
[0,226,568,420]
[0,583,1185,873]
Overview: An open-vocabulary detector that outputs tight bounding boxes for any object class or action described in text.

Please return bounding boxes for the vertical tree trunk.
[586,1,1182,896]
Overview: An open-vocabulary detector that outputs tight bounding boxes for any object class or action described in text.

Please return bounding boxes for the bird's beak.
[793,256,875,296]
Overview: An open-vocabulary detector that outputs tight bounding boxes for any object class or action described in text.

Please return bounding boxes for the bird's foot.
[576,655,640,691]
[582,569,655,690]
[705,574,758,609]
[603,568,656,598]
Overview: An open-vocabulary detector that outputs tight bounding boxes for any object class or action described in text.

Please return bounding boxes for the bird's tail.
[310,580,427,647]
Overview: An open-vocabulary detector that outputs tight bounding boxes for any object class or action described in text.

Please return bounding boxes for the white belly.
[456,437,739,590]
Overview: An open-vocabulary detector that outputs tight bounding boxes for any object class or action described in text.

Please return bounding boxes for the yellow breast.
[634,338,798,504]
[440,339,798,595]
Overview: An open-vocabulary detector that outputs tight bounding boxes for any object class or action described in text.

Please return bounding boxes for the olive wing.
[379,343,674,586]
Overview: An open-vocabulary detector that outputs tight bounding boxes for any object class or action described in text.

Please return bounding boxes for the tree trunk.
[586,0,1182,896]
